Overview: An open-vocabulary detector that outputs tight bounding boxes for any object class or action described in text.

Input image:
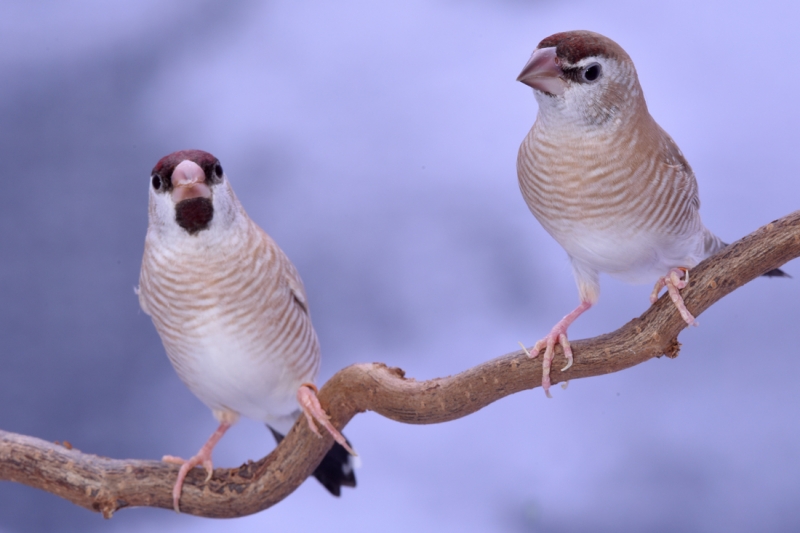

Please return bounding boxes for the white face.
[147,156,242,242]
[535,54,641,128]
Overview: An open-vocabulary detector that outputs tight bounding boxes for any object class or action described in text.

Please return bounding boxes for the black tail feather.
[763,267,791,278]
[721,241,790,279]
[268,426,356,496]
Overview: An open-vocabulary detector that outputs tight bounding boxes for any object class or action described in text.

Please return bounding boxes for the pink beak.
[171,160,212,203]
[517,47,567,96]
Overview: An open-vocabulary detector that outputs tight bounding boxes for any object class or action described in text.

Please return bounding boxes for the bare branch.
[2,210,799,518]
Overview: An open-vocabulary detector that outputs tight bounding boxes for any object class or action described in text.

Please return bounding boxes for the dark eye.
[151,174,162,190]
[214,163,223,178]
[582,63,602,82]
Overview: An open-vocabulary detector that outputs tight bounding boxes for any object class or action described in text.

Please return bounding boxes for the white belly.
[170,320,311,425]
[552,219,709,284]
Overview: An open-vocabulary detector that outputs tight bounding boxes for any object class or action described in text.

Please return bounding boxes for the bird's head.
[147,150,242,238]
[518,30,644,126]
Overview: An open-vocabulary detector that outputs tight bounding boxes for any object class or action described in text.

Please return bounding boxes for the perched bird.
[137,149,356,512]
[516,31,787,396]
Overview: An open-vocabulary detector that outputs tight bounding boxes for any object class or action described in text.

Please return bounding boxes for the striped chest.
[138,223,320,422]
[517,118,706,278]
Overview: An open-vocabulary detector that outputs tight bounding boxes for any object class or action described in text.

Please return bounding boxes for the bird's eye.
[214,163,223,178]
[582,63,602,82]
[152,175,162,190]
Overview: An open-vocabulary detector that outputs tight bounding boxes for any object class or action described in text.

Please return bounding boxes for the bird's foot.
[298,383,357,456]
[520,300,592,398]
[162,421,232,513]
[651,267,698,326]
[520,329,571,399]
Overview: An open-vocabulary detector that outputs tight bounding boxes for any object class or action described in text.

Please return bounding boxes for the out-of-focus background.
[1,1,798,531]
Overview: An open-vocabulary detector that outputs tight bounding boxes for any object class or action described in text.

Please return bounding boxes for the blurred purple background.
[1,1,799,532]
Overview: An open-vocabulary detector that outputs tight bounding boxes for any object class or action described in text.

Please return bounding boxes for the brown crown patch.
[537,30,629,65]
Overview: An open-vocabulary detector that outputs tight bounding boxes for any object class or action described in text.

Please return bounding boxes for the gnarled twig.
[1,210,799,518]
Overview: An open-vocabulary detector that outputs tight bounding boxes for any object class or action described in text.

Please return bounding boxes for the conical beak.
[517,47,566,96]
[171,160,212,203]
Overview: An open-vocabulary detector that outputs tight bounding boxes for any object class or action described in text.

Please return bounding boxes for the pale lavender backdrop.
[1,1,798,532]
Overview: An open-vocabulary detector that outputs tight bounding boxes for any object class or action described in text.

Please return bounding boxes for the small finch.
[516,31,787,396]
[137,150,356,512]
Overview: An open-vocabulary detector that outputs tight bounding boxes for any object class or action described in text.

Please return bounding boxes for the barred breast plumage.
[515,31,786,396]
[518,86,716,290]
[140,213,318,425]
[138,150,356,512]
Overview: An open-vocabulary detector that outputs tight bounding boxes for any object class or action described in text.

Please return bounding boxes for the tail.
[268,426,357,496]
[717,236,791,279]
[762,267,791,278]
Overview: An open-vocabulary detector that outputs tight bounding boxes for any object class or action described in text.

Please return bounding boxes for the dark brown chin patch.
[175,197,214,235]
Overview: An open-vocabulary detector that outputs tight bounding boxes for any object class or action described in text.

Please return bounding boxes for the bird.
[137,149,357,512]
[516,30,787,397]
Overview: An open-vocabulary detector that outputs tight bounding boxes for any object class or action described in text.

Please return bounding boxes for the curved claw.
[202,460,214,482]
[558,333,574,371]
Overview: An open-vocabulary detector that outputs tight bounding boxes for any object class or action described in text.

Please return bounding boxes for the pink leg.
[521,300,592,398]
[651,267,698,327]
[298,383,357,456]
[162,421,232,513]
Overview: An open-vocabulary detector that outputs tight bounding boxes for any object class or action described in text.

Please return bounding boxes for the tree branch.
[2,210,799,518]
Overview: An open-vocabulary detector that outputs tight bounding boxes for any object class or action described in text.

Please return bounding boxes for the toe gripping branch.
[651,267,698,327]
[298,383,357,457]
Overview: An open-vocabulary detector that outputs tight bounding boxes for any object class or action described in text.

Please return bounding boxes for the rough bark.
[1,210,798,519]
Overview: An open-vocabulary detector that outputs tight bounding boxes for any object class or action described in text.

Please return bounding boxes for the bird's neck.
[533,91,652,147]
